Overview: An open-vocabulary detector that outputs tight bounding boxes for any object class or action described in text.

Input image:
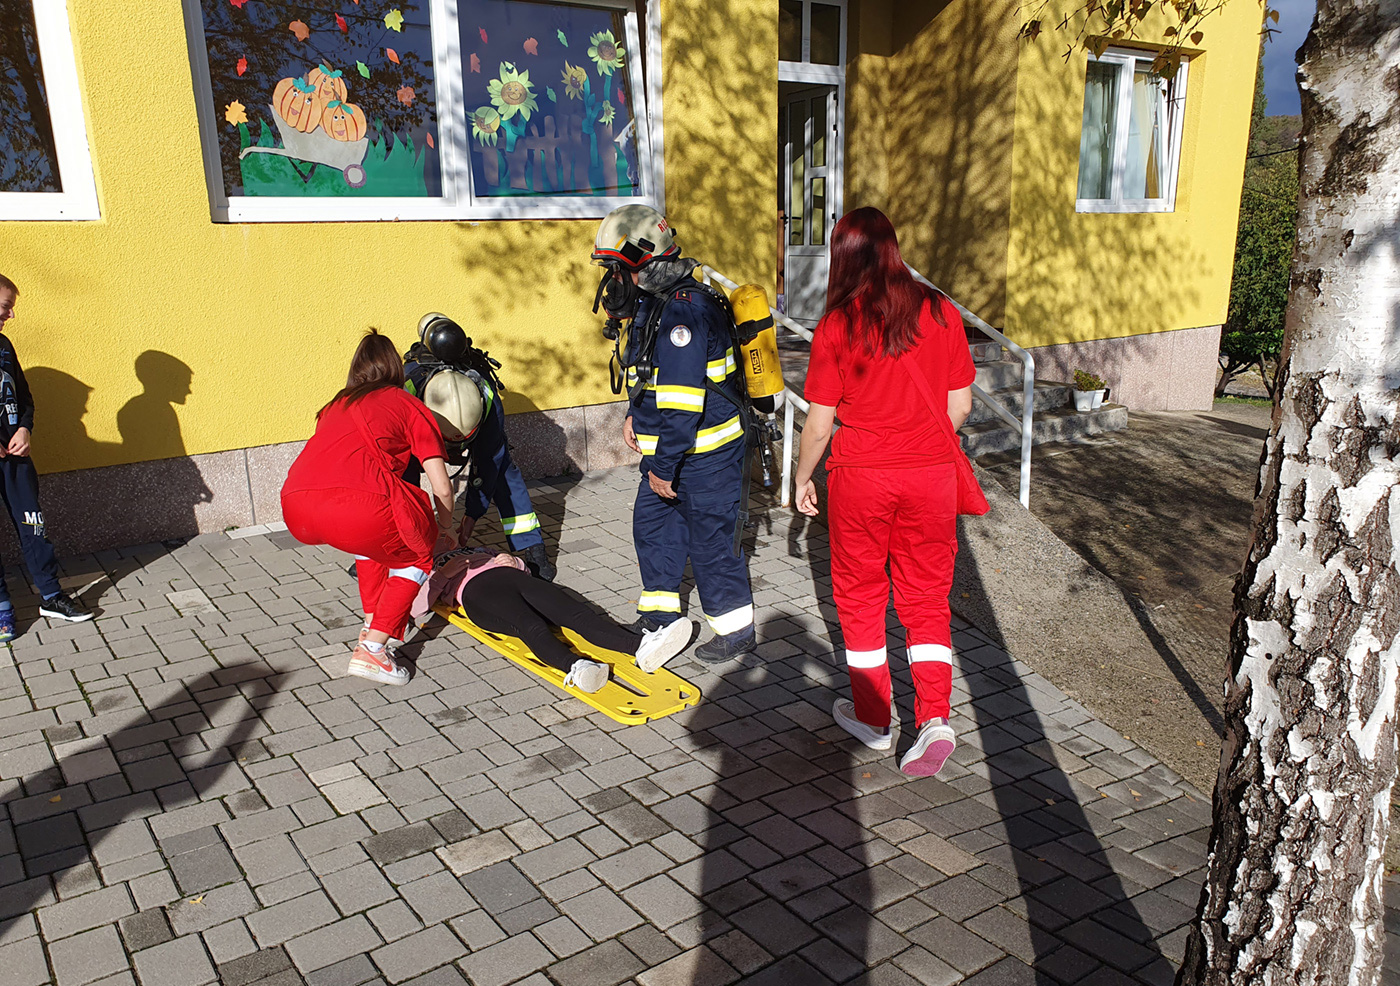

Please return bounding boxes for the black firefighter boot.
[694,626,757,663]
[521,543,557,582]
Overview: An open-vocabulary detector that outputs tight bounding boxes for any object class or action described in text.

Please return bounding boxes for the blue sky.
[1262,0,1315,115]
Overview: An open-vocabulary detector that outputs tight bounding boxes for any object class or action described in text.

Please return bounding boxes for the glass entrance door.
[781,85,838,326]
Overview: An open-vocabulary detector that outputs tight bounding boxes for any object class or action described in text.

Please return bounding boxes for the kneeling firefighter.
[403,314,556,581]
[591,204,783,662]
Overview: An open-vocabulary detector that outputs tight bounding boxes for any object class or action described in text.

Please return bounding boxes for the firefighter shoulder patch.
[669,325,692,348]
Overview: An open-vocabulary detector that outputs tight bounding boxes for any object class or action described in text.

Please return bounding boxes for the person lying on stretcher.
[412,548,694,693]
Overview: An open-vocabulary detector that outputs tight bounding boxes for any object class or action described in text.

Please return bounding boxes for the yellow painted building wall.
[1004,4,1263,347]
[846,0,1022,325]
[3,0,776,476]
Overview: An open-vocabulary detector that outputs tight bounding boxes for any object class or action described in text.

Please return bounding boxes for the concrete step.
[969,340,1002,363]
[963,404,1128,457]
[965,380,1073,427]
[974,359,1025,392]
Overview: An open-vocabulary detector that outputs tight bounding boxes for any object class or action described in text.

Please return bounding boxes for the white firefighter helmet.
[592,204,678,269]
[422,370,485,442]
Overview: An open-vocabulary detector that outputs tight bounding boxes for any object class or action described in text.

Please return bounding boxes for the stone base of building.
[1027,324,1221,412]
[1,401,641,563]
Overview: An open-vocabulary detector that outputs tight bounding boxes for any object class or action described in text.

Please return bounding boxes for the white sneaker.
[635,619,692,673]
[832,698,892,751]
[563,659,610,694]
[346,643,410,686]
[899,718,956,776]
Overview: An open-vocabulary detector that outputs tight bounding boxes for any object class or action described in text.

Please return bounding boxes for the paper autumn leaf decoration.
[386,48,400,64]
[557,29,568,46]
[523,38,538,55]
[357,61,370,77]
[335,13,348,32]
[236,57,247,76]
[546,86,556,102]
[229,0,247,7]
[470,53,480,73]
[224,100,248,125]
[289,20,310,41]
[425,132,434,149]
[479,28,488,43]
[397,86,415,105]
[384,8,404,32]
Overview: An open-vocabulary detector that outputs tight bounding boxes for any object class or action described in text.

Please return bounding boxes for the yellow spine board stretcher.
[433,603,701,725]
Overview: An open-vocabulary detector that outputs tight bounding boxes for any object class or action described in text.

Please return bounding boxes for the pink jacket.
[410,548,526,619]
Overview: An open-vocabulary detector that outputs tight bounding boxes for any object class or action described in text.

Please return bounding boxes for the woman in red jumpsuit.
[793,207,976,776]
[282,330,456,686]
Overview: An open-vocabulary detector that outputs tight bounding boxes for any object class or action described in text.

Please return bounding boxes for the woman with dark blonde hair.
[793,207,977,776]
[282,329,456,685]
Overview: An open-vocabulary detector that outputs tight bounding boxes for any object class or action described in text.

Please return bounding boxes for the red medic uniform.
[804,294,976,729]
[282,387,446,640]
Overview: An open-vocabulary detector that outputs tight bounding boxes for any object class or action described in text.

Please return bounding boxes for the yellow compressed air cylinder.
[730,284,785,400]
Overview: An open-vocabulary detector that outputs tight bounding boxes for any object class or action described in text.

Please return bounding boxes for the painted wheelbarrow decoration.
[240,69,370,188]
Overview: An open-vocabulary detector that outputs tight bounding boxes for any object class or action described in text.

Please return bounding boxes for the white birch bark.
[1179,0,1400,982]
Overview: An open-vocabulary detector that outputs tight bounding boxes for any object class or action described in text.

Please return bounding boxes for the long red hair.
[823,207,945,358]
[318,328,405,419]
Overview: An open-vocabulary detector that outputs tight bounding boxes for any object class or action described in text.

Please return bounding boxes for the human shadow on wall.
[25,369,123,471]
[0,354,210,606]
[83,351,211,552]
[0,672,276,942]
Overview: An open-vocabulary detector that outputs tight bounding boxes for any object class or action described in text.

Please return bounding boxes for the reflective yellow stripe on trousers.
[639,590,681,613]
[502,513,540,535]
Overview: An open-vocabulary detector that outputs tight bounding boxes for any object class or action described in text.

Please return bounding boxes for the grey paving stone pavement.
[0,467,1221,985]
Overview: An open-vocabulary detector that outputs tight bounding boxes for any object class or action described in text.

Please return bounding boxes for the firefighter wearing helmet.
[591,204,756,661]
[403,313,555,581]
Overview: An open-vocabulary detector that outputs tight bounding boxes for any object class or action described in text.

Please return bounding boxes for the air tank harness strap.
[703,378,757,558]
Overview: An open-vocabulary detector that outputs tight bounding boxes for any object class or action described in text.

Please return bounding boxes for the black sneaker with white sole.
[40,593,93,623]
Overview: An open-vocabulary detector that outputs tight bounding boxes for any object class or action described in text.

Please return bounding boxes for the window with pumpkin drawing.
[198,0,440,197]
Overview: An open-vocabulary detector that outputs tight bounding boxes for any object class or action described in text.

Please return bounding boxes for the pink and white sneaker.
[346,643,410,686]
[899,718,956,776]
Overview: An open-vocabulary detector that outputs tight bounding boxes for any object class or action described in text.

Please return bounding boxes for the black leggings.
[462,567,641,672]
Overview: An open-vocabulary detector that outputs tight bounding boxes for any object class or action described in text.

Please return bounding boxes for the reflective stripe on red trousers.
[826,463,958,729]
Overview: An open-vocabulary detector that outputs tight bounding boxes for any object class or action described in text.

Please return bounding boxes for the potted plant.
[1072,369,1108,411]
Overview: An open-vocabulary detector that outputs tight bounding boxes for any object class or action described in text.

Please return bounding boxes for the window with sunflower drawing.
[461,0,644,199]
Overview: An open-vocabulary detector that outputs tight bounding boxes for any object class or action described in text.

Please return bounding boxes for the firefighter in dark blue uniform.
[404,315,554,581]
[592,205,755,661]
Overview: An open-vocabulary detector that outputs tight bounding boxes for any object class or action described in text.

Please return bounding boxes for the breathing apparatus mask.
[591,204,685,396]
[592,263,642,338]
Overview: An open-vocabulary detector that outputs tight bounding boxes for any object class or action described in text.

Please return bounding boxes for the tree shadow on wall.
[847,0,1209,373]
[847,0,1021,324]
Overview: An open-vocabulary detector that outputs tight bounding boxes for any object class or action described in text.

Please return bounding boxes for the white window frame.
[1074,48,1188,215]
[0,0,100,221]
[182,0,664,223]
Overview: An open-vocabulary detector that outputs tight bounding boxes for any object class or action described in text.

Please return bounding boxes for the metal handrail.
[907,266,1034,508]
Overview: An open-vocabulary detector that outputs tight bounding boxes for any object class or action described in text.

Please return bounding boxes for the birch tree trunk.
[1178,1,1400,982]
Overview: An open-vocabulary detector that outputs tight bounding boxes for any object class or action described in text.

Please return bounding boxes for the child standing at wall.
[0,275,94,641]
